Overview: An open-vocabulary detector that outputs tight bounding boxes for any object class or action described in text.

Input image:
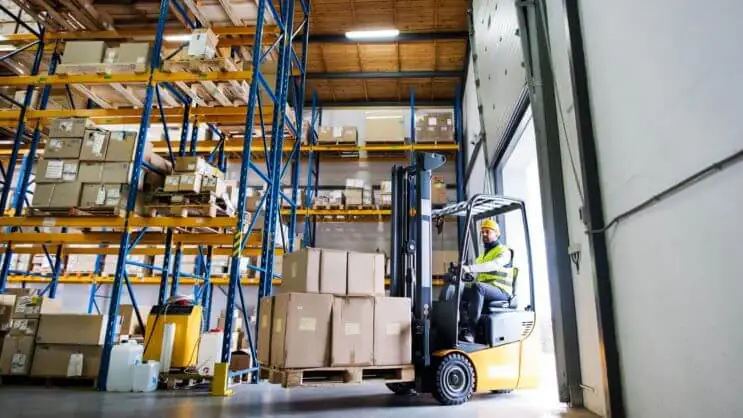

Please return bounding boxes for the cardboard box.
[217,309,244,332]
[80,129,109,161]
[36,314,115,345]
[281,248,320,293]
[373,297,412,366]
[230,349,253,372]
[174,156,209,175]
[2,288,37,297]
[271,293,333,368]
[46,182,83,208]
[164,175,181,192]
[432,183,448,205]
[31,344,103,378]
[257,296,272,365]
[120,304,148,336]
[8,317,40,336]
[365,116,405,142]
[432,250,459,275]
[44,137,83,159]
[179,173,203,193]
[347,252,385,296]
[102,162,133,184]
[344,189,363,206]
[202,177,226,195]
[36,158,79,183]
[188,28,218,59]
[49,118,92,138]
[0,294,15,331]
[105,131,136,161]
[341,126,358,143]
[331,297,373,366]
[62,41,106,64]
[116,42,150,67]
[78,162,104,183]
[317,126,338,143]
[320,249,347,295]
[0,334,35,375]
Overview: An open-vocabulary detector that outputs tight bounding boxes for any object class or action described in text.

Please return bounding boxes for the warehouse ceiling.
[305,0,469,105]
[1,0,468,108]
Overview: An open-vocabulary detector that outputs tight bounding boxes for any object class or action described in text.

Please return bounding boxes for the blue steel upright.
[0,28,46,292]
[97,0,171,390]
[221,0,272,365]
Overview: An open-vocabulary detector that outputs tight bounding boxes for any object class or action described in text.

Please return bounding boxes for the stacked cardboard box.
[364,114,405,143]
[378,180,392,207]
[0,296,63,375]
[313,190,343,208]
[32,313,120,378]
[32,119,170,213]
[188,29,219,60]
[432,175,448,205]
[317,126,358,145]
[415,110,454,143]
[344,179,372,207]
[258,248,411,369]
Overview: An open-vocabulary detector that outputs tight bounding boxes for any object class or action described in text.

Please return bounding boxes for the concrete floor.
[0,382,597,418]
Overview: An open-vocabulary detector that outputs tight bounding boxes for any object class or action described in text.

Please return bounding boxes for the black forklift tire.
[431,353,476,406]
[386,382,415,395]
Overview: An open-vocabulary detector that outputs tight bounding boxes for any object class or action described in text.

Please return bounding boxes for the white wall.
[542,0,608,414]
[550,1,743,416]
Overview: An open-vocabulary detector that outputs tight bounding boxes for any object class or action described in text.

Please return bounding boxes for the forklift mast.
[390,153,445,368]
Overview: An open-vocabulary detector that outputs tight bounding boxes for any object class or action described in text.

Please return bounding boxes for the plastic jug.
[106,340,144,392]
[133,361,160,392]
[197,331,224,376]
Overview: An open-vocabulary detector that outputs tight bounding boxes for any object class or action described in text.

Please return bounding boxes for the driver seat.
[484,249,519,313]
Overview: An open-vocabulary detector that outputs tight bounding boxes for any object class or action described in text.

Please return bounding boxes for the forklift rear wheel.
[386,382,415,395]
[432,353,475,405]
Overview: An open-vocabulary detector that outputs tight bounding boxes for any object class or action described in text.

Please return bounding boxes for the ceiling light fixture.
[345,29,400,40]
[164,34,191,42]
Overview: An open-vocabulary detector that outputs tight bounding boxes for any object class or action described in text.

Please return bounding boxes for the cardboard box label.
[48,139,62,150]
[274,318,283,334]
[11,353,26,374]
[44,160,64,179]
[62,161,78,181]
[67,353,83,377]
[299,317,316,332]
[345,322,361,336]
[96,187,106,205]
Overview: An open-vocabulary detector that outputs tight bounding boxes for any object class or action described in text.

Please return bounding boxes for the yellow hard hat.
[481,219,500,234]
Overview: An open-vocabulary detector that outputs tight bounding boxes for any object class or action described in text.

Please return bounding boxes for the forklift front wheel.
[432,353,475,406]
[386,382,415,395]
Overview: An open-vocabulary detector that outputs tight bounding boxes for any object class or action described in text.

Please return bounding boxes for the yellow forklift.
[387,153,540,405]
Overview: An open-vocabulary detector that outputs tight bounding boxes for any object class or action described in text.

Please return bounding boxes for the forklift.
[388,153,540,405]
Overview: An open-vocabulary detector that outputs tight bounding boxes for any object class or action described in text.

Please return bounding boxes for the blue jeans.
[464,282,510,331]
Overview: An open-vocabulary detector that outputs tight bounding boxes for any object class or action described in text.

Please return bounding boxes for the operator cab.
[432,195,535,351]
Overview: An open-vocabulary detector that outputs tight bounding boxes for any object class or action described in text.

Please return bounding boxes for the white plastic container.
[197,331,224,376]
[106,340,143,392]
[160,323,176,372]
[133,361,160,392]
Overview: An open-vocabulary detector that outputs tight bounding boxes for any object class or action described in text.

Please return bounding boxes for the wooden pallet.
[262,364,414,388]
[344,204,376,210]
[161,371,211,390]
[146,203,225,218]
[56,62,147,75]
[162,57,235,73]
[312,204,344,210]
[150,190,220,205]
[0,375,97,388]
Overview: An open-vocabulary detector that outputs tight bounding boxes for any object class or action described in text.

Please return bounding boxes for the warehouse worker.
[460,219,513,342]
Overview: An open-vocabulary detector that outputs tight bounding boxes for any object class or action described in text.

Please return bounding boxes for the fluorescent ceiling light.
[164,34,191,42]
[345,29,400,40]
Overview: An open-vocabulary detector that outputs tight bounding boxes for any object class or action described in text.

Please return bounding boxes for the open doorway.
[496,106,559,403]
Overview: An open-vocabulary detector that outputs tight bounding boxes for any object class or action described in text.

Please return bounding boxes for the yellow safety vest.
[474,244,514,295]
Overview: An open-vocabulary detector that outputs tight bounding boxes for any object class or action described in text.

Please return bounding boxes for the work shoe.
[460,329,475,343]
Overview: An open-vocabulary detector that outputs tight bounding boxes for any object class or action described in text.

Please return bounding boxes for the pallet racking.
[0,0,466,392]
